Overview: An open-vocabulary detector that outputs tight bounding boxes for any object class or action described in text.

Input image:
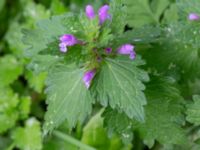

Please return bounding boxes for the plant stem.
[6,143,15,150]
[53,130,96,150]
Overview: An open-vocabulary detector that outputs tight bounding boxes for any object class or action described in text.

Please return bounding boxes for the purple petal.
[98,5,110,24]
[188,13,200,21]
[129,51,136,60]
[86,5,95,19]
[117,44,134,55]
[105,47,112,54]
[117,44,136,60]
[59,34,77,46]
[59,43,67,52]
[83,69,96,89]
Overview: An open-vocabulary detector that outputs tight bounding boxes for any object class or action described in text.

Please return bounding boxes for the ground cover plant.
[1,0,200,150]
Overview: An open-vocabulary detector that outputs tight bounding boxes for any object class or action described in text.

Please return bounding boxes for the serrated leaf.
[22,13,83,74]
[0,87,19,133]
[109,0,127,35]
[186,95,200,125]
[103,108,133,144]
[136,76,186,147]
[123,0,170,27]
[12,118,42,150]
[112,26,161,49]
[5,22,27,56]
[18,96,31,120]
[92,56,149,122]
[142,22,200,79]
[44,64,93,133]
[166,22,200,49]
[25,71,47,93]
[22,0,50,22]
[82,110,132,150]
[27,55,63,74]
[0,55,23,87]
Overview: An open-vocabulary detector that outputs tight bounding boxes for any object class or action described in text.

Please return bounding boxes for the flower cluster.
[58,4,136,89]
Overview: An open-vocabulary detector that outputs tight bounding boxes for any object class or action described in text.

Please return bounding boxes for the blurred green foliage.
[1,0,200,150]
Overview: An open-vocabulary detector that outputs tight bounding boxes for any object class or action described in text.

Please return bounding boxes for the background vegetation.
[1,0,200,150]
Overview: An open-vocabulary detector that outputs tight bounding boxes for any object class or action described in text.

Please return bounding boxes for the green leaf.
[141,22,200,79]
[151,0,170,21]
[22,0,50,22]
[166,22,200,49]
[112,26,161,49]
[92,56,149,122]
[27,55,63,74]
[186,95,200,125]
[50,0,67,15]
[22,13,83,74]
[12,118,42,150]
[109,0,127,35]
[136,76,186,147]
[81,110,111,149]
[25,71,47,93]
[81,110,132,150]
[5,0,50,56]
[177,0,200,20]
[44,64,94,133]
[123,0,170,27]
[0,55,23,87]
[0,0,5,12]
[5,22,27,56]
[18,96,31,120]
[22,14,77,55]
[0,87,19,133]
[103,108,133,144]
[162,3,178,23]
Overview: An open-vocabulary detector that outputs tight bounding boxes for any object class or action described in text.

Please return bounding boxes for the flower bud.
[98,5,111,24]
[86,5,96,19]
[83,69,96,89]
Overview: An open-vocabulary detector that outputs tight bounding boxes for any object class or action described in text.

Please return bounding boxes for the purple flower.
[86,5,96,19]
[83,69,96,89]
[98,5,111,24]
[59,34,77,52]
[129,51,136,60]
[105,47,112,54]
[59,43,67,52]
[117,44,136,60]
[60,34,77,46]
[188,13,200,21]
